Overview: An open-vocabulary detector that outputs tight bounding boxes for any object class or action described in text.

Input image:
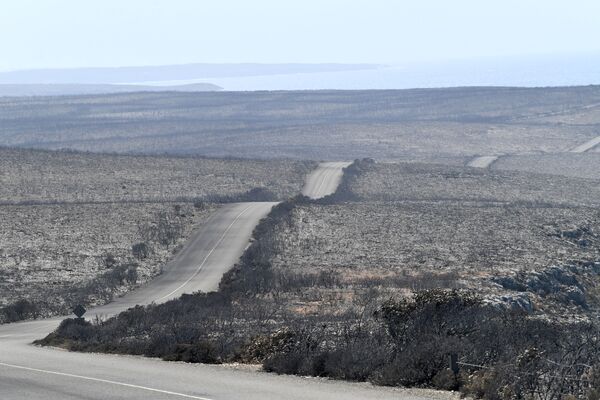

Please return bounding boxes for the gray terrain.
[492,152,600,180]
[0,63,380,85]
[0,164,450,400]
[272,160,600,317]
[0,147,314,204]
[0,86,599,162]
[0,148,313,320]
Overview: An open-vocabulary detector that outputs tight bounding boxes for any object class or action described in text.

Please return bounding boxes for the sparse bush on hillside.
[204,187,279,204]
[348,162,600,207]
[317,158,374,203]
[0,299,40,323]
[131,242,150,260]
[0,203,212,322]
[37,189,600,398]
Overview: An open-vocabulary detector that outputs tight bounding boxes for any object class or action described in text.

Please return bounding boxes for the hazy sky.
[1,0,599,72]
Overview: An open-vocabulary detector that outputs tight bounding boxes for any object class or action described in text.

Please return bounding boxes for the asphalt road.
[1,162,446,400]
[570,136,600,153]
[302,162,351,199]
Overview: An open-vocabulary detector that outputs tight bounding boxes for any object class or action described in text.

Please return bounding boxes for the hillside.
[1,86,599,161]
[39,160,600,396]
[0,147,314,204]
[0,148,313,322]
[0,83,221,97]
[0,63,379,85]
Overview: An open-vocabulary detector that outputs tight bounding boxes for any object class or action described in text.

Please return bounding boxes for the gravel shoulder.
[0,202,215,318]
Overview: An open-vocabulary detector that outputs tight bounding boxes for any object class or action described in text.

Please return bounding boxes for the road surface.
[0,340,437,400]
[2,162,449,400]
[466,155,499,168]
[570,136,600,153]
[302,162,352,199]
[467,134,600,170]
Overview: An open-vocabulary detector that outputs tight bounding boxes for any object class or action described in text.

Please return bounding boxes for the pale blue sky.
[1,0,599,72]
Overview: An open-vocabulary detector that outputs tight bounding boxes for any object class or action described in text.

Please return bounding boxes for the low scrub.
[38,189,600,398]
[38,287,600,398]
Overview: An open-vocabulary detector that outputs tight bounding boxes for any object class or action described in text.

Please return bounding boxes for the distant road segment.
[302,161,352,199]
[467,155,499,168]
[89,201,277,317]
[570,136,600,153]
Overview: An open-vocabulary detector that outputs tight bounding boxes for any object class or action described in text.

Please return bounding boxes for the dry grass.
[493,153,600,180]
[275,202,599,290]
[2,87,600,160]
[262,161,600,315]
[349,162,600,207]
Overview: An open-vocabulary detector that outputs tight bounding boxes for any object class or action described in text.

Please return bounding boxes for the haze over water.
[133,55,600,91]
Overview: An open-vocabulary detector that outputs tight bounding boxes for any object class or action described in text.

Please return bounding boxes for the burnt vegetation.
[39,161,600,398]
[0,148,312,323]
[7,86,600,397]
[2,87,600,163]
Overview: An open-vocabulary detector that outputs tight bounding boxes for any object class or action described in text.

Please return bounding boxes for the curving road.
[466,155,499,169]
[89,202,276,318]
[0,162,442,400]
[468,135,600,170]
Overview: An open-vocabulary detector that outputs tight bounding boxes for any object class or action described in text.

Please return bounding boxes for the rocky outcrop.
[492,262,600,309]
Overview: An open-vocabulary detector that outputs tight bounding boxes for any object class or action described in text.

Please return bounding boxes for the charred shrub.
[431,369,460,391]
[55,317,95,341]
[205,187,278,203]
[0,299,40,323]
[163,342,220,364]
[263,352,305,375]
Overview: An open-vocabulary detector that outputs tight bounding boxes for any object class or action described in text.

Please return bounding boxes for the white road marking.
[314,168,331,196]
[156,203,255,301]
[0,362,213,400]
[302,167,325,198]
[305,162,349,199]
